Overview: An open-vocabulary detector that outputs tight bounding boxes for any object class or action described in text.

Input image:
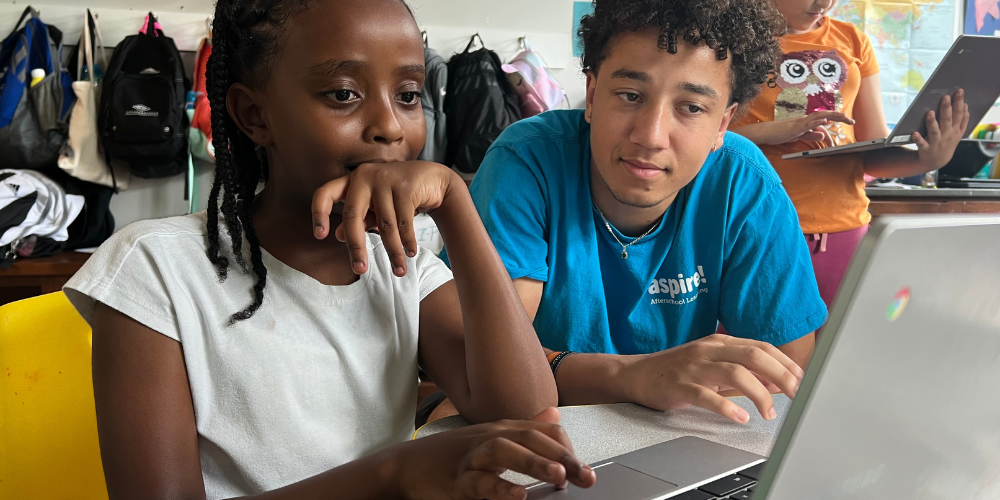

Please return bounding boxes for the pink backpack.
[502,39,568,118]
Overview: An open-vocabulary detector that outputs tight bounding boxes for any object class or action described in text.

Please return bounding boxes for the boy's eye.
[398,92,421,104]
[684,105,704,114]
[617,92,640,103]
[329,90,358,102]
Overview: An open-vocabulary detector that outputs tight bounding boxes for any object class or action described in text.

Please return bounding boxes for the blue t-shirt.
[444,109,827,355]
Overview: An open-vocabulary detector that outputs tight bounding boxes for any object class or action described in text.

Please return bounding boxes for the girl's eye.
[617,92,640,103]
[398,92,421,104]
[329,90,358,102]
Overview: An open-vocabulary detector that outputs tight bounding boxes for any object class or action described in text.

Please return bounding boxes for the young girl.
[62,0,596,498]
[731,0,970,310]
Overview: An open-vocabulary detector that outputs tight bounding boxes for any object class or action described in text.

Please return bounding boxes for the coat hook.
[465,32,485,52]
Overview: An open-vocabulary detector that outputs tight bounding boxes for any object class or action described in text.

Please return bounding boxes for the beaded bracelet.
[549,351,575,377]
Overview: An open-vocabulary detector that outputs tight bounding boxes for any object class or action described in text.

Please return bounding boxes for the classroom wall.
[0,0,588,232]
[9,0,994,232]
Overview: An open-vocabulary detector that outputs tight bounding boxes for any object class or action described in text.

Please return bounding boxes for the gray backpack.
[418,44,447,164]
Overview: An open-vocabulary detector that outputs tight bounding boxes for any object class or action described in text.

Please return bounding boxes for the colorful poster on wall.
[572,2,594,57]
[965,0,1000,34]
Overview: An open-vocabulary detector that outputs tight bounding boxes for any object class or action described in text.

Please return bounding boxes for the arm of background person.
[857,75,969,179]
[729,111,854,146]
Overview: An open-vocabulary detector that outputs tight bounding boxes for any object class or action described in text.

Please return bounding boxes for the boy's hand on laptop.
[768,111,855,145]
[395,407,596,500]
[912,88,970,170]
[621,334,804,424]
[312,160,461,277]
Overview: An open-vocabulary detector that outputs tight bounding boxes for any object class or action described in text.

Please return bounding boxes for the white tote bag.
[58,9,129,190]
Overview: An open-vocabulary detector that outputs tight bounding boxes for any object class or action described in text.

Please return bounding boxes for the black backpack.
[99,14,188,179]
[444,35,521,177]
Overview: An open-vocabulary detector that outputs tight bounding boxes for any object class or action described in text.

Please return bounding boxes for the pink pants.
[805,225,868,312]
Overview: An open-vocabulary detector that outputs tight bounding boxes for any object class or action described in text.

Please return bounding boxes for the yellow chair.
[0,292,108,499]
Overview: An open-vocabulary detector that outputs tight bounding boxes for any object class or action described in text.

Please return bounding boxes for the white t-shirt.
[413,213,444,255]
[64,212,453,498]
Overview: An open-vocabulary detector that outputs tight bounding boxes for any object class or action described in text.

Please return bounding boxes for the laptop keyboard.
[670,462,766,500]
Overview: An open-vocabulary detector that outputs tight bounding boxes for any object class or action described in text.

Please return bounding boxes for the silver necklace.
[594,204,660,259]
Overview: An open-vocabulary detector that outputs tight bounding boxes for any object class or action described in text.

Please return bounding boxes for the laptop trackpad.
[616,436,764,488]
[526,462,678,500]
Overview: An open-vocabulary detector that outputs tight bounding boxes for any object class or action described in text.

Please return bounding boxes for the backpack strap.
[90,10,109,70]
[140,12,164,37]
[103,149,119,193]
[6,6,40,39]
[77,10,94,81]
[463,33,484,53]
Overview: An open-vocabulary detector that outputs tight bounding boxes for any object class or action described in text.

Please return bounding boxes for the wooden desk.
[867,187,1000,215]
[0,251,91,306]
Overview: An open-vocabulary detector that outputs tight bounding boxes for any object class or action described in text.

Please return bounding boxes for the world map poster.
[832,0,958,126]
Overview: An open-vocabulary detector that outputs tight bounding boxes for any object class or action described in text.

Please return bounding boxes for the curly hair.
[577,0,786,105]
[207,0,413,323]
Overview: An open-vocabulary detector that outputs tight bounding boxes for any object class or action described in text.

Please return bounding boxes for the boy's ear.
[714,102,740,150]
[584,70,597,124]
[226,83,273,147]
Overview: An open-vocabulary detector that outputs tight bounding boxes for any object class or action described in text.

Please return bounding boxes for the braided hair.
[577,0,787,106]
[206,0,414,324]
[205,0,311,325]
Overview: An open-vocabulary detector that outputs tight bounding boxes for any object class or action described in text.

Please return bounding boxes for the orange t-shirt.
[734,17,879,234]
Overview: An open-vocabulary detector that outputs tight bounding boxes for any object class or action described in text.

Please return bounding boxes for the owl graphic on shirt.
[774,49,848,121]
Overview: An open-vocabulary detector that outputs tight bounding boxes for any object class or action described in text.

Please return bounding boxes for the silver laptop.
[782,35,1000,160]
[528,214,1000,499]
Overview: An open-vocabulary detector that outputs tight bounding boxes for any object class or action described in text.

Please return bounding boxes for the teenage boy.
[446,0,825,424]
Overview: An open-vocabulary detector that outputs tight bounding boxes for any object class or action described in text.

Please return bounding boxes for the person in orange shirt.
[731,0,970,311]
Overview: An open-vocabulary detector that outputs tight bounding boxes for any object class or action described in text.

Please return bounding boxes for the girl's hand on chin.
[311,161,461,276]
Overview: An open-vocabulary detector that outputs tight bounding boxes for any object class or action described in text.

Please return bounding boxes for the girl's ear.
[227,83,274,147]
